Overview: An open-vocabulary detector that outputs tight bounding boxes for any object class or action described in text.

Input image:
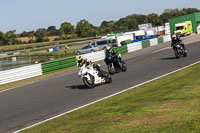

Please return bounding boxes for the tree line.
[0,8,199,46]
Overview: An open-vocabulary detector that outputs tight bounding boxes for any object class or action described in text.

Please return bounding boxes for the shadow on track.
[159,57,177,60]
[66,85,91,90]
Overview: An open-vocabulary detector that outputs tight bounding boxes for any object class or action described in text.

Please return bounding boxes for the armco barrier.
[113,45,128,55]
[78,46,128,63]
[163,35,171,42]
[150,38,158,46]
[41,56,76,74]
[158,37,164,44]
[127,42,142,53]
[0,64,42,85]
[81,50,105,62]
[142,40,150,48]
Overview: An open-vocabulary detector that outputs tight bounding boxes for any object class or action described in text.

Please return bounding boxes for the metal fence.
[41,56,77,74]
[0,64,42,85]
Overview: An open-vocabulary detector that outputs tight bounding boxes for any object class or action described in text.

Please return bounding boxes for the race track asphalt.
[0,40,200,133]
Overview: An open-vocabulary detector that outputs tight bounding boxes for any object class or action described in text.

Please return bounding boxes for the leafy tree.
[0,30,18,45]
[27,31,35,39]
[147,13,163,26]
[116,18,129,32]
[159,8,200,23]
[60,22,74,36]
[101,21,111,27]
[183,8,200,14]
[0,31,5,46]
[76,19,96,37]
[132,14,148,25]
[20,31,28,37]
[47,26,61,36]
[47,26,56,31]
[116,14,142,32]
[20,31,35,37]
[34,28,48,42]
[99,20,119,34]
[6,30,17,45]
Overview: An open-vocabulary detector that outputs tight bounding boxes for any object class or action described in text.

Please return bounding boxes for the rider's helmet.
[171,34,177,41]
[112,49,117,55]
[106,47,112,54]
[85,58,91,66]
[105,46,111,53]
[76,56,84,65]
[172,34,176,39]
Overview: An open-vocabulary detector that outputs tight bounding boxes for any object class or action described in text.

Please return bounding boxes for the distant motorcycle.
[173,42,187,58]
[104,53,127,75]
[78,64,112,88]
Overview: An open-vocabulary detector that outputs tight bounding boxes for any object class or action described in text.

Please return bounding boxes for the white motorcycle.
[78,64,112,88]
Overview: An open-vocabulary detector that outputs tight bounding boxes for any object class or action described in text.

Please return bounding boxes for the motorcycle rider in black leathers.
[105,47,122,71]
[171,34,185,50]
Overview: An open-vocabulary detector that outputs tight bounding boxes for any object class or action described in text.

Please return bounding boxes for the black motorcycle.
[104,53,127,75]
[173,42,187,58]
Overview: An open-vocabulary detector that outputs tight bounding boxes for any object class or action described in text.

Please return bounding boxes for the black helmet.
[111,49,116,54]
[105,47,111,53]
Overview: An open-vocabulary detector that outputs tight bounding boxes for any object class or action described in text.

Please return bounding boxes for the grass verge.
[19,63,200,133]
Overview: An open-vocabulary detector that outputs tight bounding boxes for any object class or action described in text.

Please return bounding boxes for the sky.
[0,0,200,33]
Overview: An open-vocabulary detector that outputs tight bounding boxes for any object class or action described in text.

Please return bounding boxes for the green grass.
[20,64,200,133]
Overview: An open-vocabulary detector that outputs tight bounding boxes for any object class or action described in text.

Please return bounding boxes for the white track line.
[13,60,200,133]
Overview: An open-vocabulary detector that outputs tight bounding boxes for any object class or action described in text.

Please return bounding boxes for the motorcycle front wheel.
[108,63,115,75]
[83,77,95,88]
[121,60,127,72]
[174,49,180,59]
[183,49,187,57]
